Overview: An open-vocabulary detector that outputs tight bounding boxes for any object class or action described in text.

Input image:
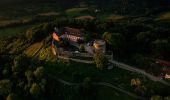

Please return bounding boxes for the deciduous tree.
[93,53,108,70]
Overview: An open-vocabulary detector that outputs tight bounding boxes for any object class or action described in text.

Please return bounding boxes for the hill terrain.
[0,0,170,100]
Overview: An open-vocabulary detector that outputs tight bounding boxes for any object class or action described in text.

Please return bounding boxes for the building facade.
[60,27,84,43]
[93,40,106,54]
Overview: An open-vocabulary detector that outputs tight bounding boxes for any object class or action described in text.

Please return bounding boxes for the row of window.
[61,34,83,42]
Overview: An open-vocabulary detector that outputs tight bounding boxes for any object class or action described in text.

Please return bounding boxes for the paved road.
[58,55,169,86]
[109,60,170,86]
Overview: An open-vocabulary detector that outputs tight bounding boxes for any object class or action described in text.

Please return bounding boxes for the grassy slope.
[45,58,170,99]
[24,42,43,57]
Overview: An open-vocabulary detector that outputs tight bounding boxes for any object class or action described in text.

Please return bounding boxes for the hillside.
[0,0,170,100]
[0,18,170,99]
[0,0,170,16]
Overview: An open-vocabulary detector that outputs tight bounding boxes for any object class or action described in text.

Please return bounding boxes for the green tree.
[12,54,29,72]
[135,85,147,95]
[26,23,52,42]
[93,53,108,70]
[130,54,151,69]
[151,39,170,59]
[30,83,41,97]
[25,70,34,85]
[0,79,11,95]
[131,79,137,87]
[6,93,18,100]
[2,68,9,77]
[39,79,46,92]
[79,44,85,52]
[131,78,141,87]
[103,32,123,47]
[151,95,162,100]
[102,32,112,45]
[34,66,45,79]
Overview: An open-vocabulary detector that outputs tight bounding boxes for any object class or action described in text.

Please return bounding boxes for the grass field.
[0,23,40,37]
